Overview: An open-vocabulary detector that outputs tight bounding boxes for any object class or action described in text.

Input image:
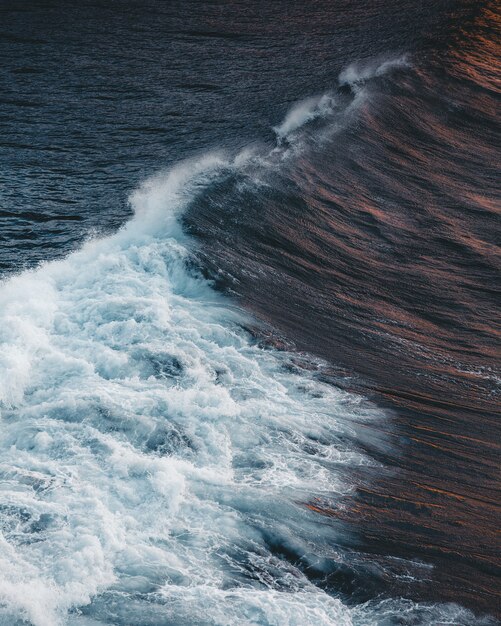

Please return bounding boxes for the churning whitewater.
[0,62,492,626]
[0,152,377,626]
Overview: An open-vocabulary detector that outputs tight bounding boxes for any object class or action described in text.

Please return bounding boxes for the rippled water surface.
[0,1,499,624]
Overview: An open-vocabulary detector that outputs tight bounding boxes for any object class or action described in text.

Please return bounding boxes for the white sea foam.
[338,54,411,89]
[273,93,336,140]
[0,59,486,626]
[273,55,410,145]
[0,152,377,625]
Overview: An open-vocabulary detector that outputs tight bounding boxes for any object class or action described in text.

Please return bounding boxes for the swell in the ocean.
[0,57,495,625]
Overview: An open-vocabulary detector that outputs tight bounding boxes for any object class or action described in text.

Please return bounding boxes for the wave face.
[1,0,499,624]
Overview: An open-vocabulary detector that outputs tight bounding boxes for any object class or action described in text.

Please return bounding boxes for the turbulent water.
[0,1,500,625]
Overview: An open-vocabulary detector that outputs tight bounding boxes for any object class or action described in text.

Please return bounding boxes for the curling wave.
[0,58,493,626]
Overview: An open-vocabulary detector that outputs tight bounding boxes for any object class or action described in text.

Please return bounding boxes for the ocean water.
[0,1,499,625]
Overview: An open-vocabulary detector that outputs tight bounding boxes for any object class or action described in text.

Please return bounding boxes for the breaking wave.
[0,58,492,626]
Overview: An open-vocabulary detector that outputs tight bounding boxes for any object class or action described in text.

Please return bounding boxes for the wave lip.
[273,93,337,141]
[338,54,411,88]
[273,54,410,146]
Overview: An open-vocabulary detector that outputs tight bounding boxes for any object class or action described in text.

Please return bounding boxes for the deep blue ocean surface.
[0,1,499,624]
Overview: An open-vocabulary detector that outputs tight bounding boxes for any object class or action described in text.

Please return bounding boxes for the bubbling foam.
[0,155,379,625]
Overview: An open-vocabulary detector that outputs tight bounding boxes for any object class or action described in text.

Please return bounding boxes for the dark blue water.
[0,1,499,624]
